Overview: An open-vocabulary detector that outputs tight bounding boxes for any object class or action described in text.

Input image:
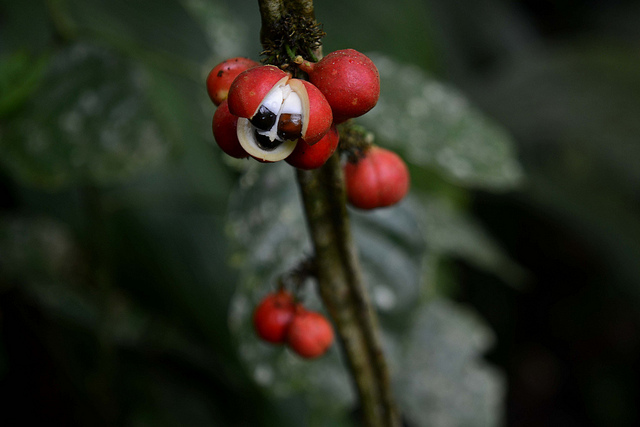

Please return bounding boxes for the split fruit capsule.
[227,65,333,162]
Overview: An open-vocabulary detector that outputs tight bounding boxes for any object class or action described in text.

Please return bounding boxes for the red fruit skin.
[227,65,289,119]
[344,147,410,209]
[212,100,248,159]
[285,125,339,170]
[291,79,333,145]
[287,308,334,359]
[300,49,380,123]
[253,291,296,344]
[206,57,259,106]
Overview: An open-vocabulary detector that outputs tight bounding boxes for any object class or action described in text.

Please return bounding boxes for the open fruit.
[228,66,333,162]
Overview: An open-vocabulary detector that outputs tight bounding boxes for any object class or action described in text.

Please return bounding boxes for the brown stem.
[259,0,315,45]
[257,1,401,425]
[258,0,284,46]
[296,155,400,427]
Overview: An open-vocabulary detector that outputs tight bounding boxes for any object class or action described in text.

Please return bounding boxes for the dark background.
[2,0,640,426]
[440,1,640,426]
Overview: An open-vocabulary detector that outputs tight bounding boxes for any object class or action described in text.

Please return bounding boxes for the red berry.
[253,290,296,344]
[287,307,334,359]
[206,57,259,106]
[227,65,290,119]
[298,49,380,123]
[212,99,248,159]
[344,146,410,209]
[285,125,339,170]
[228,66,333,162]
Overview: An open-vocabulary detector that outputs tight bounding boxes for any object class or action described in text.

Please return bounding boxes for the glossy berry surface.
[212,100,248,159]
[206,57,259,106]
[285,125,339,170]
[253,290,296,344]
[228,66,332,162]
[227,65,290,119]
[344,146,410,209]
[299,49,380,123]
[289,79,333,145]
[287,307,334,359]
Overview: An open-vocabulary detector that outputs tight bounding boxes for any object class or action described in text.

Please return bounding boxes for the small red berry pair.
[344,146,410,209]
[253,290,334,359]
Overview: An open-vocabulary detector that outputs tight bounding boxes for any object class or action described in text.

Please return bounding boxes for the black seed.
[254,130,282,150]
[277,113,303,140]
[250,105,277,131]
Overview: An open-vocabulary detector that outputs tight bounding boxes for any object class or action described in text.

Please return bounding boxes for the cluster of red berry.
[206,49,410,208]
[253,290,334,359]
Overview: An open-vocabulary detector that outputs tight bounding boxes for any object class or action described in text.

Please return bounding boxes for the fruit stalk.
[296,155,400,427]
[258,0,316,46]
[258,2,401,426]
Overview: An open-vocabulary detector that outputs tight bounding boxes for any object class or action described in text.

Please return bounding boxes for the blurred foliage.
[2,44,175,187]
[426,0,640,425]
[361,53,523,190]
[1,0,639,426]
[226,163,504,426]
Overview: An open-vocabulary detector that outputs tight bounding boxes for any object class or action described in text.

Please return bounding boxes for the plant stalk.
[296,155,400,427]
[257,1,401,425]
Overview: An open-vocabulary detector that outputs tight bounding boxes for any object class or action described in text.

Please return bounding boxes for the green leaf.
[181,0,254,61]
[350,202,426,319]
[358,54,524,190]
[474,44,640,187]
[227,163,354,421]
[0,215,82,286]
[49,0,253,81]
[417,195,528,288]
[59,0,210,66]
[390,299,504,427]
[0,0,55,55]
[225,160,505,423]
[0,43,175,187]
[226,162,311,277]
[0,51,49,117]
[227,162,426,421]
[472,43,640,298]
